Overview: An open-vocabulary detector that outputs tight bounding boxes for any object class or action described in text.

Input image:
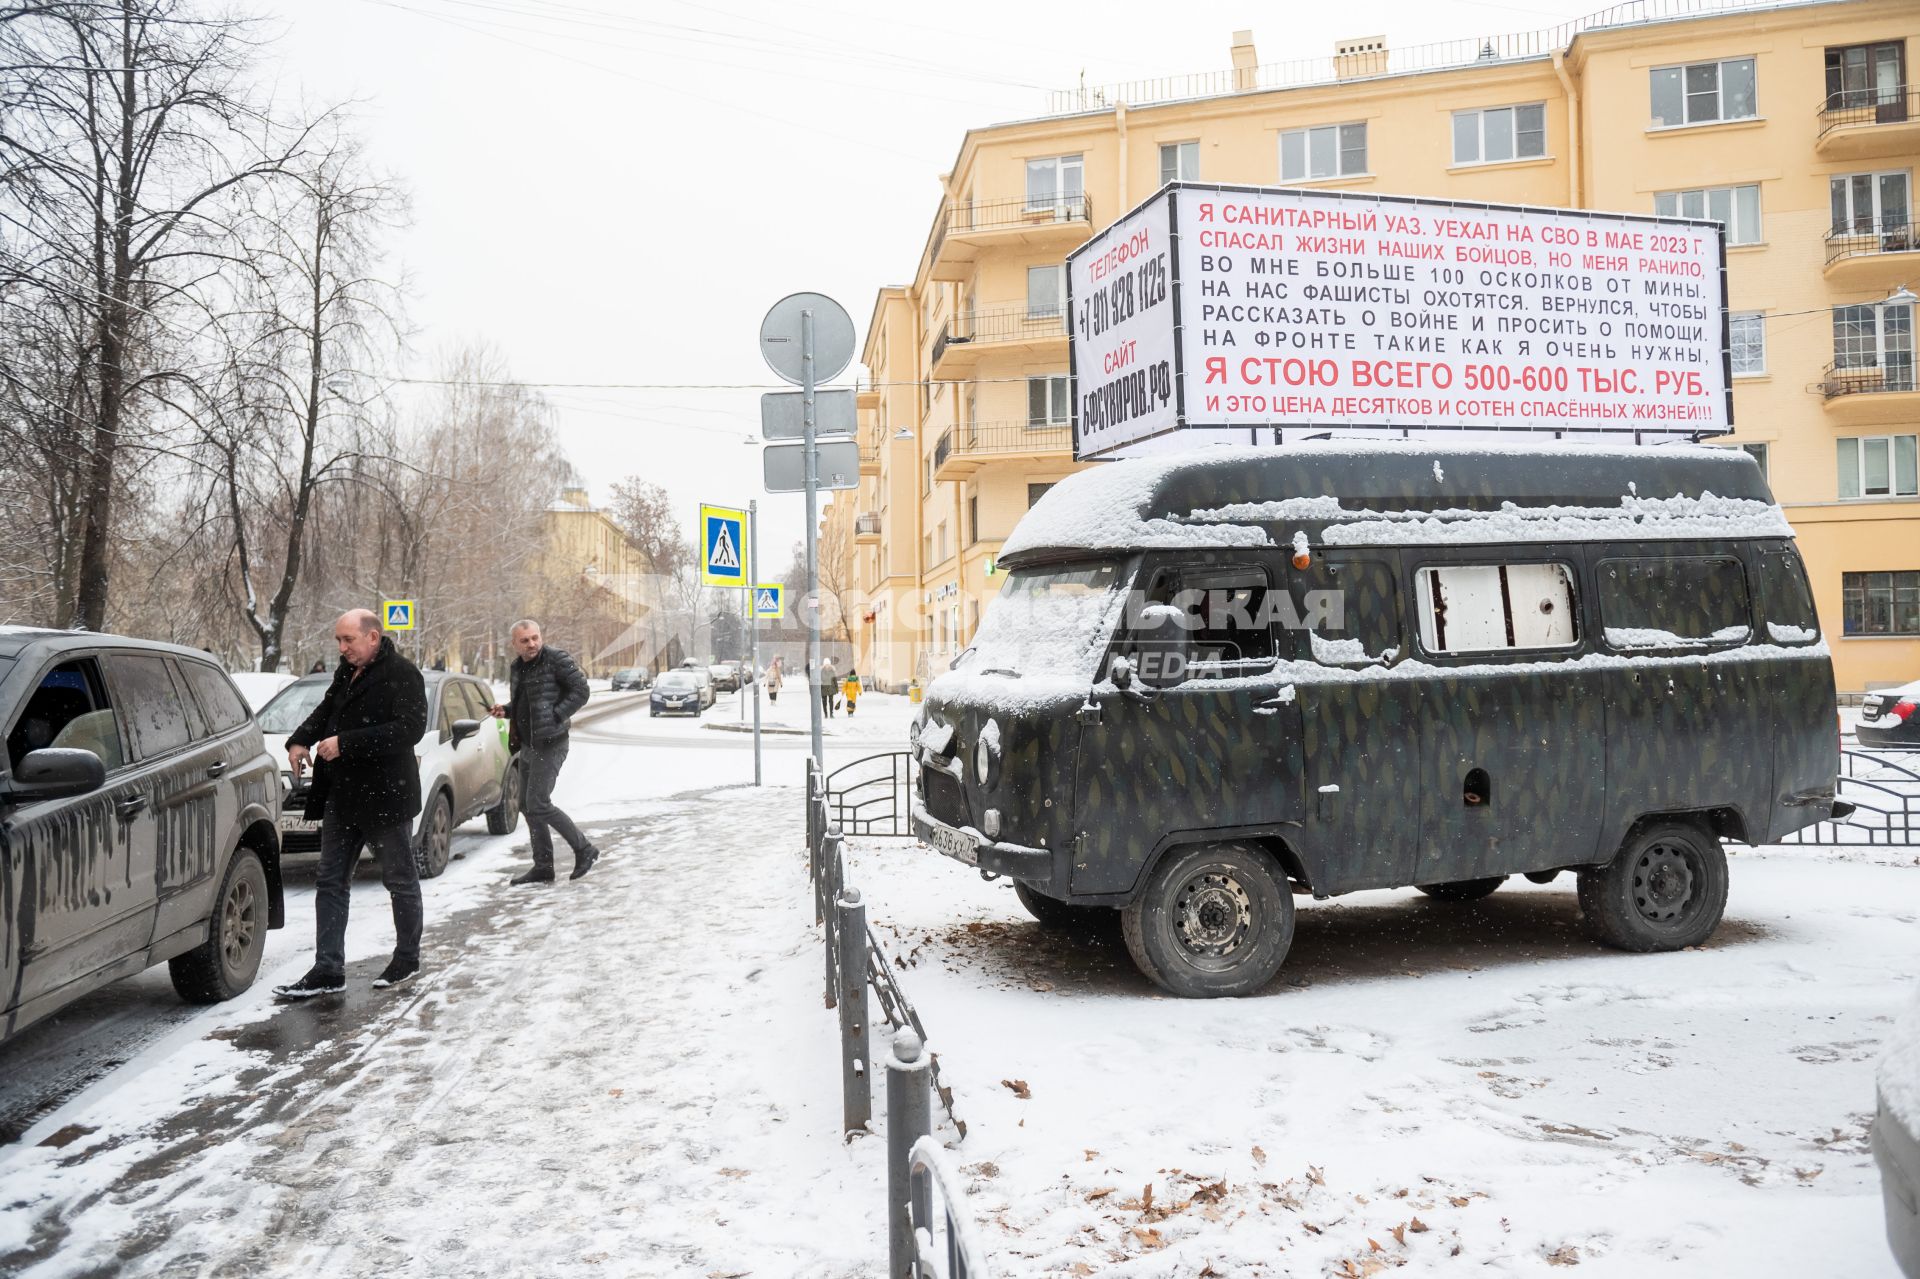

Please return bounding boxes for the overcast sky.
[261,0,1609,563]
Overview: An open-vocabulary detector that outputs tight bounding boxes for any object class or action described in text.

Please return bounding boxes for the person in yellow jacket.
[841,669,861,716]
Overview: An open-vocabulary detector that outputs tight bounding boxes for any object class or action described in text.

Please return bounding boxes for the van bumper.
[911,804,1054,886]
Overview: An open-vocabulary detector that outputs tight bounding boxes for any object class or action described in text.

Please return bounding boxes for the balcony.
[930,307,1070,380]
[924,194,1094,283]
[931,420,1073,483]
[1819,361,1920,426]
[1816,88,1920,160]
[1824,221,1920,287]
[855,513,882,543]
[858,429,881,475]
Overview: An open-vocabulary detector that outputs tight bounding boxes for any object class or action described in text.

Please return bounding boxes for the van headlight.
[974,719,1000,787]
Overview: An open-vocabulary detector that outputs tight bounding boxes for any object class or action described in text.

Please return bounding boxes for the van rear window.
[1415,563,1579,655]
[1598,556,1751,651]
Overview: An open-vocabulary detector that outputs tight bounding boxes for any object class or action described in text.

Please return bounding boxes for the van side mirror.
[1127,605,1191,690]
[450,718,482,746]
[6,748,107,803]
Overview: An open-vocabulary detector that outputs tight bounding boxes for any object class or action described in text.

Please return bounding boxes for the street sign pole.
[803,309,823,768]
[750,499,762,786]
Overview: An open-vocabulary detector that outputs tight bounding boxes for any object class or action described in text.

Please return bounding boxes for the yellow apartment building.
[536,484,656,677]
[837,0,1919,692]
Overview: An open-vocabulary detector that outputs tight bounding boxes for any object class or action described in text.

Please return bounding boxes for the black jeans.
[521,739,590,870]
[315,812,421,975]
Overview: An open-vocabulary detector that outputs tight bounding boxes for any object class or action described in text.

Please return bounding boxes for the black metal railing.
[941,306,1068,350]
[933,429,954,471]
[826,750,915,836]
[942,193,1091,238]
[1819,87,1917,137]
[1825,220,1920,265]
[1820,361,1918,398]
[940,420,1073,462]
[1772,746,1920,846]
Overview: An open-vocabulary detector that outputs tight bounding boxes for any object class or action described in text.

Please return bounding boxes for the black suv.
[0,627,285,1043]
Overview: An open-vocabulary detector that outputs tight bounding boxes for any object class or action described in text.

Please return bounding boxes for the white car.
[255,671,519,877]
[228,670,297,712]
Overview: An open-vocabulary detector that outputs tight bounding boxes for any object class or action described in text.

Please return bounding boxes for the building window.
[1833,302,1916,386]
[1452,104,1546,165]
[1650,57,1757,128]
[967,495,978,546]
[1838,435,1920,499]
[1825,42,1906,112]
[1027,375,1070,427]
[1026,265,1065,318]
[936,521,948,564]
[1159,140,1199,184]
[1737,441,1769,480]
[1830,171,1912,238]
[1729,312,1766,375]
[1843,570,1920,636]
[1654,184,1761,245]
[1028,482,1055,508]
[922,532,932,568]
[1280,122,1367,182]
[1025,154,1084,214]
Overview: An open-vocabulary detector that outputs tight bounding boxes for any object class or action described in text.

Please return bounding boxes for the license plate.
[928,823,978,864]
[1863,697,1884,720]
[278,814,316,833]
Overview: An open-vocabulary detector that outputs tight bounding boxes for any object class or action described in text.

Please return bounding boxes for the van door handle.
[205,761,228,778]
[117,795,147,819]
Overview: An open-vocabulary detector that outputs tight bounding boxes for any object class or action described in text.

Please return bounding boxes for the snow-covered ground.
[1,687,1913,1276]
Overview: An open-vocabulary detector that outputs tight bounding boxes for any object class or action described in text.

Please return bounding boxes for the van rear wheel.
[1577,821,1728,952]
[1416,876,1506,902]
[1121,843,1294,998]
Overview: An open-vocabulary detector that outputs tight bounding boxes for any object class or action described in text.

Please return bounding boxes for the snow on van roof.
[999,441,1781,560]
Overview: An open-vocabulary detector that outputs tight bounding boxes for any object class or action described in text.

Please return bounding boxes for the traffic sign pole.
[803,308,823,769]
[750,500,762,786]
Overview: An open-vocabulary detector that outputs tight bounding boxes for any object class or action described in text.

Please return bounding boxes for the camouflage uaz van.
[911,443,1847,997]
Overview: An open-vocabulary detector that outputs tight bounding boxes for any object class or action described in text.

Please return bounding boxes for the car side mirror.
[450,718,481,746]
[1131,606,1191,690]
[6,748,106,803]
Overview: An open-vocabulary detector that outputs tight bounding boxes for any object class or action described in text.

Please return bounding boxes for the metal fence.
[1824,220,1919,267]
[1773,746,1920,846]
[806,760,987,1278]
[1818,87,1918,138]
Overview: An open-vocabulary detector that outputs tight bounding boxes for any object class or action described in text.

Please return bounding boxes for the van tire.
[1013,881,1109,930]
[1416,876,1505,902]
[1577,821,1728,952]
[1121,842,1294,998]
[486,761,521,835]
[170,850,268,1004]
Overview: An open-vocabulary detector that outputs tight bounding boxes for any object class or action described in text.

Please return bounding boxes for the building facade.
[536,485,657,677]
[843,0,1918,692]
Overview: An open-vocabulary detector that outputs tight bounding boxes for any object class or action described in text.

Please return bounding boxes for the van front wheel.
[1122,843,1294,998]
[1576,821,1728,952]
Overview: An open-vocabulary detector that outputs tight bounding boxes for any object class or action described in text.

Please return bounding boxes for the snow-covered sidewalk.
[0,785,884,1278]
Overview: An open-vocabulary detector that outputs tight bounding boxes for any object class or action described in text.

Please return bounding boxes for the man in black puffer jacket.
[276,609,429,998]
[490,618,599,885]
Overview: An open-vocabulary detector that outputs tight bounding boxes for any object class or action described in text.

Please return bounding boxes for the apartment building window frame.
[1451,103,1546,166]
[936,520,949,565]
[1837,433,1920,500]
[1736,441,1769,480]
[1825,42,1906,113]
[1279,122,1367,183]
[1027,374,1070,428]
[1654,184,1762,246]
[1028,482,1055,508]
[1026,264,1066,319]
[1842,570,1920,637]
[1649,56,1758,129]
[1830,170,1912,237]
[1833,301,1916,382]
[1729,311,1766,376]
[1159,140,1200,185]
[967,494,979,546]
[1025,154,1085,214]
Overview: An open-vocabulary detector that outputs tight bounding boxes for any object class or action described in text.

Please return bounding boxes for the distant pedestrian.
[308,660,326,674]
[842,669,861,716]
[820,657,838,718]
[275,609,429,998]
[766,656,783,704]
[489,619,599,885]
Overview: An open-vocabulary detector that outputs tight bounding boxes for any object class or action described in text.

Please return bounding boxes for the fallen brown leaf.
[1069,1265,1094,1278]
[1001,1079,1031,1099]
[1086,1187,1116,1202]
[608,1088,624,1098]
[1131,1226,1166,1250]
[1252,1145,1268,1167]
[1142,1183,1155,1214]
[1409,1217,1430,1234]
[1085,1149,1099,1162]
[1546,1245,1581,1266]
[1449,1197,1470,1208]
[1391,1224,1406,1246]
[1307,1165,1326,1187]
[717,1168,751,1179]
[1368,1237,1384,1252]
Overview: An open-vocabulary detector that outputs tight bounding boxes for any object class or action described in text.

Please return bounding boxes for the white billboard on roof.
[1067,183,1731,460]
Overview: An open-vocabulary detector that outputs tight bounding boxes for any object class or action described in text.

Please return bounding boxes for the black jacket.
[505,646,590,752]
[288,636,428,829]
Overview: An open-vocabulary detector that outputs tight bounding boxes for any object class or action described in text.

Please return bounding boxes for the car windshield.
[657,673,696,690]
[952,559,1131,681]
[257,679,329,733]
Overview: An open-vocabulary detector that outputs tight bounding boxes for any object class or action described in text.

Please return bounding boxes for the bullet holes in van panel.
[1464,767,1492,808]
[1598,556,1752,652]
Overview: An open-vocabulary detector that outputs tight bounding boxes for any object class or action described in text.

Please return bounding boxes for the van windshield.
[953,560,1130,681]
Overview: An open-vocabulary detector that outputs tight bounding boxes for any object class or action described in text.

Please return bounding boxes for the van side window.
[1597,556,1751,651]
[1297,557,1401,666]
[1415,563,1579,655]
[1172,567,1277,668]
[1757,549,1820,646]
[6,658,123,773]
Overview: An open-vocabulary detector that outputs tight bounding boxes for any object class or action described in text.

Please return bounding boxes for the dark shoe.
[511,866,555,886]
[274,966,346,1000]
[372,957,420,989]
[570,845,600,880]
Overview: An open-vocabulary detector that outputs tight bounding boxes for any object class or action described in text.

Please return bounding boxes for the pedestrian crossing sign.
[382,599,416,630]
[699,504,749,587]
[753,584,785,619]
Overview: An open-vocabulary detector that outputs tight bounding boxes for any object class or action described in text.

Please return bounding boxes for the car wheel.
[169,848,268,1004]
[1121,842,1294,998]
[1013,881,1113,931]
[416,792,453,879]
[1576,820,1728,952]
[486,761,521,835]
[1415,876,1506,903]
